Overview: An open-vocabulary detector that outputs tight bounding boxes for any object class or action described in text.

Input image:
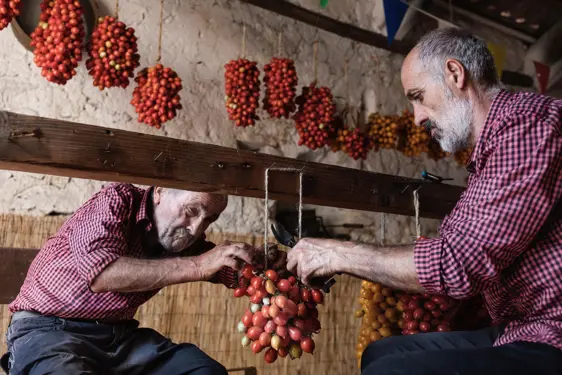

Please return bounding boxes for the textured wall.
[0,0,528,243]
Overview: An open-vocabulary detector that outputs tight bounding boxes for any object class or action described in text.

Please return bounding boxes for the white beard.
[431,89,473,153]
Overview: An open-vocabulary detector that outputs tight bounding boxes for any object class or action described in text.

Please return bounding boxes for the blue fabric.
[361,326,562,374]
[2,316,226,375]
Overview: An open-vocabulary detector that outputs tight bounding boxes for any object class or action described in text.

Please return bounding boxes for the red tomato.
[284,300,298,317]
[275,325,288,338]
[251,276,264,289]
[264,319,277,333]
[265,270,279,282]
[431,319,441,327]
[405,320,418,331]
[254,288,268,300]
[277,279,291,292]
[247,326,264,340]
[413,308,425,320]
[261,305,270,318]
[246,285,256,296]
[233,287,247,298]
[431,309,442,318]
[308,318,321,333]
[289,286,301,302]
[403,311,414,321]
[252,312,267,328]
[250,294,262,304]
[301,288,311,302]
[297,303,307,317]
[293,318,306,332]
[432,295,448,305]
[300,337,315,353]
[424,301,437,310]
[280,334,291,347]
[275,295,288,309]
[242,265,254,279]
[269,304,280,318]
[437,324,450,332]
[288,276,297,285]
[423,313,432,322]
[408,300,421,310]
[440,303,450,311]
[311,289,324,304]
[264,347,278,364]
[259,331,272,347]
[288,326,302,341]
[419,321,431,332]
[273,312,288,326]
[278,346,289,358]
[242,311,253,327]
[251,340,264,354]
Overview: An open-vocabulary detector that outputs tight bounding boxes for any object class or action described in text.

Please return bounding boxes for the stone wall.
[0,0,530,243]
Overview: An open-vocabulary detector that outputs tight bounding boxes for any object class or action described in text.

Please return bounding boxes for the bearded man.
[287,28,562,374]
[1,183,284,375]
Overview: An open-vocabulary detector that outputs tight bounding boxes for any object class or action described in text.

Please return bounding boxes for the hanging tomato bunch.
[335,127,374,160]
[130,64,183,129]
[235,265,323,363]
[224,58,261,127]
[263,57,298,119]
[30,0,85,85]
[86,16,140,90]
[293,83,336,150]
[0,0,21,31]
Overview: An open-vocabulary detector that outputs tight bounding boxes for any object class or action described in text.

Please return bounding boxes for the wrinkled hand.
[195,241,257,281]
[286,238,341,289]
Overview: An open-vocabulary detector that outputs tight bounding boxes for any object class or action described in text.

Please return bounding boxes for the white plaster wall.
[0,0,527,244]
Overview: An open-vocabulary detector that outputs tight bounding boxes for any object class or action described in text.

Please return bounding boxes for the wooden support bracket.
[0,111,464,219]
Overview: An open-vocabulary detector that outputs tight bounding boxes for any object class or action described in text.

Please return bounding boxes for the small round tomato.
[251,340,264,354]
[233,287,247,298]
[265,269,279,282]
[300,337,315,354]
[251,276,264,289]
[264,347,278,363]
[277,279,291,292]
[242,265,254,279]
[311,289,324,304]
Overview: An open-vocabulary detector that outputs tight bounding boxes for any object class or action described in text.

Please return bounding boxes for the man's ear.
[153,187,165,205]
[445,58,467,90]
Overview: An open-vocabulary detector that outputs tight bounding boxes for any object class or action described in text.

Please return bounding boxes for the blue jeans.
[361,326,562,374]
[1,314,227,375]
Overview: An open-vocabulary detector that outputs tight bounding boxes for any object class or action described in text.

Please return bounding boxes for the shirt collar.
[136,187,154,232]
[466,89,511,173]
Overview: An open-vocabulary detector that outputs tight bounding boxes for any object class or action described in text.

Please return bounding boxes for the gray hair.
[415,28,502,95]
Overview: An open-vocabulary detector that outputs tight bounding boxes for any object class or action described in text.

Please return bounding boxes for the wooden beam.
[0,248,38,304]
[0,111,464,219]
[240,0,534,88]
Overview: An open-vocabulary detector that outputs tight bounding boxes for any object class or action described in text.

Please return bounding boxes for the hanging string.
[277,32,283,57]
[344,58,349,104]
[313,40,318,82]
[413,188,421,238]
[115,0,119,19]
[91,0,100,22]
[379,213,385,246]
[263,167,304,269]
[156,0,164,63]
[241,24,247,58]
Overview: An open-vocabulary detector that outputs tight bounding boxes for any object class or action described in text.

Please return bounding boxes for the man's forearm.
[90,256,201,293]
[335,241,425,293]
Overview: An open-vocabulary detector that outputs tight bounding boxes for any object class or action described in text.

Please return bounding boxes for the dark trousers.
[361,326,562,374]
[1,315,227,375]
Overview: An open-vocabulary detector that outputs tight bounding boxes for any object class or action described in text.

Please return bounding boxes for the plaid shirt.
[415,90,562,349]
[9,183,238,321]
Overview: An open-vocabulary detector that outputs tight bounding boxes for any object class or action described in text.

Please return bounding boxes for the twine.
[241,24,247,58]
[115,0,119,19]
[380,213,385,246]
[277,32,283,57]
[313,40,318,82]
[156,0,164,63]
[413,188,421,238]
[344,58,350,104]
[263,167,304,269]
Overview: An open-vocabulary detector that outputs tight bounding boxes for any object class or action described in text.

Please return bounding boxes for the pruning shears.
[271,221,337,293]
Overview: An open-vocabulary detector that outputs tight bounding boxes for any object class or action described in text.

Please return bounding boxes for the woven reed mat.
[0,214,362,374]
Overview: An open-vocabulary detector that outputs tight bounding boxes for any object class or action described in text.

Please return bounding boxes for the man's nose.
[189,217,205,235]
[413,107,429,127]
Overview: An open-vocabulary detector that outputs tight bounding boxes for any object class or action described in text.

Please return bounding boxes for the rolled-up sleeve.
[68,187,131,287]
[415,112,562,299]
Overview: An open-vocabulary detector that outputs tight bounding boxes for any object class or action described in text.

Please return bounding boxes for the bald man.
[287,28,562,374]
[1,183,285,375]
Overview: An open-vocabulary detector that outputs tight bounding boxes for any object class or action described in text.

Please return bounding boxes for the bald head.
[400,28,502,153]
[152,188,228,252]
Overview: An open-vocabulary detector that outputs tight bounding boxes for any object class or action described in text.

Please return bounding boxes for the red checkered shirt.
[9,183,238,321]
[415,89,562,349]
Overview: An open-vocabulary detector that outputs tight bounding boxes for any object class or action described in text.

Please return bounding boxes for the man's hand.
[194,241,257,281]
[253,243,288,272]
[286,238,344,288]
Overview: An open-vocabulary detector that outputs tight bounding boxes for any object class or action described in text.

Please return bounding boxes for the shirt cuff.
[211,267,239,289]
[414,236,445,295]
